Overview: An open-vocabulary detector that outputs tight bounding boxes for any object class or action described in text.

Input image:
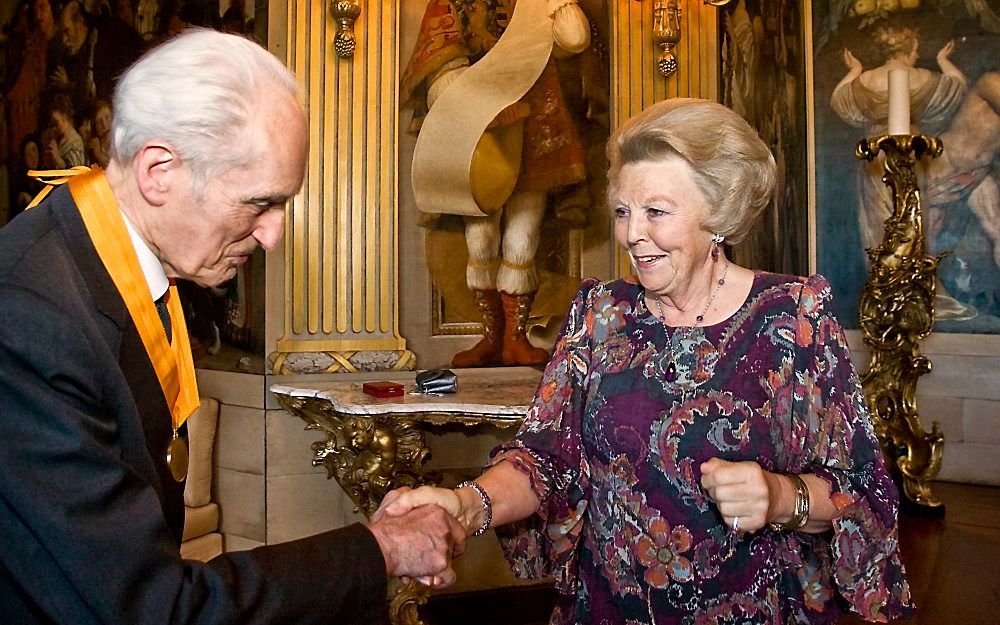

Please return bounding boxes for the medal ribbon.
[32,167,199,431]
[25,167,93,209]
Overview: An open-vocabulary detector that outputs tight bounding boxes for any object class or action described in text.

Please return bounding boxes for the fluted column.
[267,0,414,374]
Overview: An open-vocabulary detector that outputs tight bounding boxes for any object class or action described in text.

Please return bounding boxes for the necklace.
[653,259,729,383]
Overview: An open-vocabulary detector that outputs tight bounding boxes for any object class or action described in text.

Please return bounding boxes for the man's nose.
[253,208,285,251]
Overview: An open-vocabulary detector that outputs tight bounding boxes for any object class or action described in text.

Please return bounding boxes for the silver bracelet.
[455,480,492,536]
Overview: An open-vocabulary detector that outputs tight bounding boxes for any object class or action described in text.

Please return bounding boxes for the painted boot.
[451,289,504,368]
[500,291,550,367]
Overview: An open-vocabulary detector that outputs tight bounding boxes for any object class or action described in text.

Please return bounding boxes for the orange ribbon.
[25,167,93,210]
[32,167,198,430]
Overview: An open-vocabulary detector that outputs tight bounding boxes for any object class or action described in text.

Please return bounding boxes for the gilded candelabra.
[855,134,945,514]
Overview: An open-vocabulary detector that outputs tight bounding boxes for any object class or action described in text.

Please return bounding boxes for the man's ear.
[133,143,178,207]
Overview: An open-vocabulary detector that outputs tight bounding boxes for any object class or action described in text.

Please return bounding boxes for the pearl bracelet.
[456,480,493,536]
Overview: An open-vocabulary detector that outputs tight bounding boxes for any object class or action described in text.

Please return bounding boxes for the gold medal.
[166,430,189,482]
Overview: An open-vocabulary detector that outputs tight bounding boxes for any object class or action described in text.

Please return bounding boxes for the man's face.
[137,0,161,40]
[34,0,54,35]
[61,9,88,53]
[155,93,307,288]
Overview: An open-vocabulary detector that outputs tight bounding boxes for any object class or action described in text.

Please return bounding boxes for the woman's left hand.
[700,458,782,534]
[936,39,955,63]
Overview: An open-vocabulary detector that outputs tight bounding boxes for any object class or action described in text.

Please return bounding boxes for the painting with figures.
[719,0,810,279]
[0,0,270,371]
[810,0,1000,334]
[398,0,611,367]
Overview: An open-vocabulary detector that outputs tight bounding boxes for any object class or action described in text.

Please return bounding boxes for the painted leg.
[496,192,549,366]
[451,214,503,367]
[450,289,504,368]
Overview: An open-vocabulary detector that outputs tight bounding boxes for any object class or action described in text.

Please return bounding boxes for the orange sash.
[31,167,199,432]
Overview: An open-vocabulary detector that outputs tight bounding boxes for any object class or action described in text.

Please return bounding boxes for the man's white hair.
[110,28,302,193]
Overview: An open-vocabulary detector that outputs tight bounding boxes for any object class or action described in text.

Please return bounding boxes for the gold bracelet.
[769,472,810,532]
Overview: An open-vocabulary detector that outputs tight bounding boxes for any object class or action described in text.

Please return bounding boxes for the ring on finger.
[731,515,739,533]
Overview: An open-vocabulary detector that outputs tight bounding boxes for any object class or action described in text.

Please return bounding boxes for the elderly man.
[0,30,464,625]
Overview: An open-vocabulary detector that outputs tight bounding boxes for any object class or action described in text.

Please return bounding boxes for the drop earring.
[711,234,724,260]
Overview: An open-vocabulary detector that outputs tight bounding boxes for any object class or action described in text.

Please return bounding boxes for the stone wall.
[845,331,1000,487]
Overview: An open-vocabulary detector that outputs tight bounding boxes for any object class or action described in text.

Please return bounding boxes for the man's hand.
[367,503,466,588]
[46,140,65,169]
[50,66,70,89]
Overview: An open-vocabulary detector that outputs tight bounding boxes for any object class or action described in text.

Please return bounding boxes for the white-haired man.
[0,29,464,625]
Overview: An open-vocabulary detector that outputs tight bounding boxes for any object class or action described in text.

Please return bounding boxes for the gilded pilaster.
[268,0,415,374]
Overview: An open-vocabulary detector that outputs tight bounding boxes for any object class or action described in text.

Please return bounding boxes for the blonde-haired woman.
[380,99,913,624]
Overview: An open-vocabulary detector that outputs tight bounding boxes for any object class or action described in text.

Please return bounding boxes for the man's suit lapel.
[52,186,187,541]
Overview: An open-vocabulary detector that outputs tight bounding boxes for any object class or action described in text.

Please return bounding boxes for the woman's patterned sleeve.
[793,274,915,621]
[488,278,600,587]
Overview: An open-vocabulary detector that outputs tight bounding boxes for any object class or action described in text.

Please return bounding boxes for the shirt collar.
[120,211,169,301]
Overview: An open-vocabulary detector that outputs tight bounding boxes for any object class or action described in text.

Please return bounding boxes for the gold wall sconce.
[330,0,361,59]
[640,0,734,79]
[652,0,682,78]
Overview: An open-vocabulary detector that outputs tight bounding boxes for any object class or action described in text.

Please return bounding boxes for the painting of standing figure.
[811,0,1000,333]
[400,0,610,367]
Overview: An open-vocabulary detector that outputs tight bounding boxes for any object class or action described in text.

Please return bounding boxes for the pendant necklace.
[645,255,738,621]
[653,259,729,383]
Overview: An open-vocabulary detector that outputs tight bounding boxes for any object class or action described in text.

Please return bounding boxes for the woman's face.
[94,105,112,137]
[612,157,714,298]
[51,111,72,136]
[24,141,40,169]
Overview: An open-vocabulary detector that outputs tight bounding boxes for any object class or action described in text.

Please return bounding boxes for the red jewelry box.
[362,381,405,398]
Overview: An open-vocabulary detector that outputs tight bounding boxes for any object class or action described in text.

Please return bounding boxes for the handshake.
[366,485,473,588]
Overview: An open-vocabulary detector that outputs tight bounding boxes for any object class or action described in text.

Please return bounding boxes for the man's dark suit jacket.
[0,186,388,624]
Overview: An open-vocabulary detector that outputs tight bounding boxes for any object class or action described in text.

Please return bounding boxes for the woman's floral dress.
[491,273,914,625]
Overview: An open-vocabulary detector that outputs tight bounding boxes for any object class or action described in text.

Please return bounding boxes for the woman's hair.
[110,28,302,194]
[606,98,776,245]
[874,25,918,60]
[49,92,75,122]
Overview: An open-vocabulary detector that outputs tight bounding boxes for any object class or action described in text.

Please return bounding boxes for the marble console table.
[271,367,541,516]
[271,367,542,625]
